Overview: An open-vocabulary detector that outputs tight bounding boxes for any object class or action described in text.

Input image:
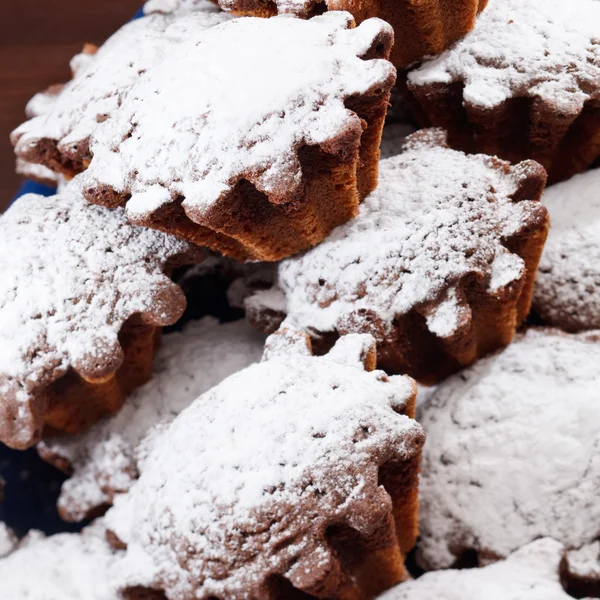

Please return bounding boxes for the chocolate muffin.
[0,178,199,449]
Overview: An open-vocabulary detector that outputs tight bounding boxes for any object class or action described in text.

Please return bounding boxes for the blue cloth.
[2,3,146,537]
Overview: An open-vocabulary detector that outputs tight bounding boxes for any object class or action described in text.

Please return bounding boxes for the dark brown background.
[1,0,141,210]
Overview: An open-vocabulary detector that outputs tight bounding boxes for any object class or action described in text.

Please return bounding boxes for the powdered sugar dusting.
[274,130,543,339]
[534,169,600,331]
[106,338,421,598]
[0,178,195,449]
[18,83,62,185]
[382,539,571,600]
[417,328,600,570]
[408,0,600,114]
[12,11,230,167]
[82,13,395,217]
[144,0,223,15]
[16,158,58,187]
[40,318,265,521]
[566,541,600,581]
[0,524,17,558]
[0,522,117,600]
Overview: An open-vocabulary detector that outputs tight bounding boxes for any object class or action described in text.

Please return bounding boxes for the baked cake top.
[81,12,395,218]
[408,0,600,114]
[12,10,230,171]
[258,129,546,340]
[534,168,600,331]
[0,523,116,600]
[381,539,572,600]
[417,327,600,569]
[0,179,196,449]
[144,0,225,15]
[40,317,266,521]
[217,0,322,17]
[105,331,422,598]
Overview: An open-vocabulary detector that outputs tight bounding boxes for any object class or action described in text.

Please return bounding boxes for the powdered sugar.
[16,158,58,187]
[566,541,600,581]
[270,130,544,340]
[144,0,225,15]
[82,13,395,218]
[0,524,17,558]
[105,336,421,598]
[408,0,600,114]
[417,328,600,569]
[12,11,230,168]
[40,317,265,521]
[534,169,600,331]
[382,539,572,600]
[218,0,321,17]
[18,83,62,186]
[0,522,117,600]
[0,178,195,449]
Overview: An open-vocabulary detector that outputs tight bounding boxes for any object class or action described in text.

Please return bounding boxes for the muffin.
[533,169,600,332]
[103,330,424,599]
[246,129,549,383]
[39,317,266,522]
[416,327,600,571]
[0,178,199,449]
[82,13,396,261]
[405,0,600,183]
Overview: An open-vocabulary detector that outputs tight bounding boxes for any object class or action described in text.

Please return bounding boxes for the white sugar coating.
[12,11,230,163]
[417,328,600,570]
[379,120,417,160]
[261,326,312,361]
[381,539,571,600]
[408,0,600,114]
[16,158,58,186]
[274,130,544,339]
[218,0,317,16]
[534,169,600,331]
[0,178,194,448]
[40,317,265,521]
[18,83,62,185]
[83,13,395,217]
[0,522,117,600]
[566,541,600,580]
[144,0,224,15]
[106,341,421,598]
[25,84,63,120]
[0,523,17,558]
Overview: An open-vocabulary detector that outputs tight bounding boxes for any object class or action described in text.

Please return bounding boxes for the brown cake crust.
[39,317,160,441]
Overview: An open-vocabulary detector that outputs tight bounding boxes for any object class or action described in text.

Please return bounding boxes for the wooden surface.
[1,0,142,210]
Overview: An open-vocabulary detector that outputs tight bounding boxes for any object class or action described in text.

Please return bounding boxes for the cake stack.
[0,0,599,598]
